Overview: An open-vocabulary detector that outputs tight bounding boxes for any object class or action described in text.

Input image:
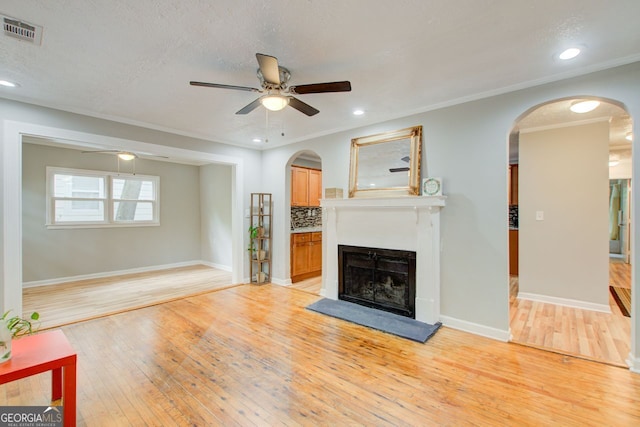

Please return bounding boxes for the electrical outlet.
[536,211,544,221]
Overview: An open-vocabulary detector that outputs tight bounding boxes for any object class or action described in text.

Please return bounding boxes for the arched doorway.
[508,97,633,367]
[287,150,323,294]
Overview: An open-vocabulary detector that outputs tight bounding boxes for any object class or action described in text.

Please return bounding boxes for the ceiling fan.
[190,53,352,116]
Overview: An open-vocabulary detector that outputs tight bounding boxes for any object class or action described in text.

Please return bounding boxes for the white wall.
[1,97,263,315]
[200,163,233,269]
[519,122,610,309]
[22,143,202,283]
[2,62,640,371]
[262,62,640,350]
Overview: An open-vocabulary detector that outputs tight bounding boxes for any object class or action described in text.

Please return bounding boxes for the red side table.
[0,329,77,426]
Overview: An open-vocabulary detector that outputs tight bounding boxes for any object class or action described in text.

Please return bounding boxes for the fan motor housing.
[257,66,291,89]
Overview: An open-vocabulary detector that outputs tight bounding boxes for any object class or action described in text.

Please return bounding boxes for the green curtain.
[609,183,621,240]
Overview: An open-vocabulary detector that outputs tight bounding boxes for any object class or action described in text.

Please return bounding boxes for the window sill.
[46,222,160,230]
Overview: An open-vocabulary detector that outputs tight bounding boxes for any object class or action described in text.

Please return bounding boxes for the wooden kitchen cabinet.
[291,167,310,206]
[509,164,518,205]
[309,232,322,271]
[509,229,518,276]
[291,231,322,282]
[291,166,322,207]
[308,169,322,207]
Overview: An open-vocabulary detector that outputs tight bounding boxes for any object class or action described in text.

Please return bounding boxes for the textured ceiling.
[1,0,639,151]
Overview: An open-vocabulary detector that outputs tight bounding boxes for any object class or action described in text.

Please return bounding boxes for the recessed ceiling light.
[570,100,600,113]
[609,154,620,167]
[626,133,633,141]
[0,80,19,87]
[252,138,262,143]
[353,109,364,116]
[559,47,581,60]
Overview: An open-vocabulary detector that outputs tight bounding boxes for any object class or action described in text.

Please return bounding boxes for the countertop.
[291,226,322,234]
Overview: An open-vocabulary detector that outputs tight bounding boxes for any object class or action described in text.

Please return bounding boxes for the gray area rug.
[306,298,441,343]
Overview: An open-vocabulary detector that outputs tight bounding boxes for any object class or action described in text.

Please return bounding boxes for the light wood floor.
[26,262,632,369]
[288,275,322,294]
[3,284,640,425]
[23,265,234,329]
[510,260,632,367]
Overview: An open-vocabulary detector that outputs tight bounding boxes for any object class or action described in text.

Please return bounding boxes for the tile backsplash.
[509,205,518,229]
[291,206,322,229]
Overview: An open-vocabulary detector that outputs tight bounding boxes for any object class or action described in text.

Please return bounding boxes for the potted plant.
[1,310,40,363]
[248,225,266,259]
[248,225,259,255]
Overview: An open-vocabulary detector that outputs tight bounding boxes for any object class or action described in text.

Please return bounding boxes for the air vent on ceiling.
[2,14,42,45]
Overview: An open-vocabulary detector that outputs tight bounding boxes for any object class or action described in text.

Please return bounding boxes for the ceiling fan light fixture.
[260,94,289,111]
[117,152,136,161]
[570,100,600,114]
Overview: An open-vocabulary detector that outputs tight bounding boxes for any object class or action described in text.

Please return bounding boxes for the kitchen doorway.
[508,97,633,366]
[288,151,323,285]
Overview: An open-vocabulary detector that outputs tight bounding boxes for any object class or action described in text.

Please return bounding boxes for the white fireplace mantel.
[320,196,446,324]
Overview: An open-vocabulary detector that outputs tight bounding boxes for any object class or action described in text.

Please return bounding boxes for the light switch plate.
[536,211,544,221]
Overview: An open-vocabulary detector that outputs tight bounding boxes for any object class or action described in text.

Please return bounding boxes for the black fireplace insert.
[338,245,416,318]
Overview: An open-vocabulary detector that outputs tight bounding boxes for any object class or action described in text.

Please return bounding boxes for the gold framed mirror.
[348,125,422,198]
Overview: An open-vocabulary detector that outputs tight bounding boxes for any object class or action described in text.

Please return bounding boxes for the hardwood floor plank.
[510,260,632,367]
[4,284,640,425]
[23,264,234,329]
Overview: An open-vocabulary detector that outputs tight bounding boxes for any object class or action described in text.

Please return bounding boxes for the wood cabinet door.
[509,230,518,275]
[309,239,322,272]
[509,164,518,205]
[291,167,309,206]
[291,237,310,276]
[308,169,322,207]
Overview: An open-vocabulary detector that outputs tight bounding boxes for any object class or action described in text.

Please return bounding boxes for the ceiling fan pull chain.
[265,109,269,143]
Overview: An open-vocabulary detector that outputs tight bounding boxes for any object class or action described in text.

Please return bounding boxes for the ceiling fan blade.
[256,53,280,85]
[81,150,120,154]
[290,81,352,94]
[288,97,320,116]
[389,167,410,173]
[190,81,259,92]
[236,98,263,115]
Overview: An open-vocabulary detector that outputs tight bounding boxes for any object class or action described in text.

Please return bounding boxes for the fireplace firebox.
[338,245,416,318]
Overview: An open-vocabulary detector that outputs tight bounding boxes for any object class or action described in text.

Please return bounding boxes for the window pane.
[54,200,105,222]
[114,201,154,221]
[113,178,155,200]
[54,174,105,198]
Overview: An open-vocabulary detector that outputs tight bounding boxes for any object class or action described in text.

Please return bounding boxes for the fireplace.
[338,245,416,318]
[321,196,445,324]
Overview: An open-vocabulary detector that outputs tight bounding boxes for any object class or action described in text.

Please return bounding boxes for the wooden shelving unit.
[249,193,272,284]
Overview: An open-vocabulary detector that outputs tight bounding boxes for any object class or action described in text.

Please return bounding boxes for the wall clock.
[422,177,442,196]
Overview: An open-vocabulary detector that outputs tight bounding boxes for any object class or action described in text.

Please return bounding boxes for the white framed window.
[46,167,159,228]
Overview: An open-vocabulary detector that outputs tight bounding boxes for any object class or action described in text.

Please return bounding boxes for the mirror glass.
[349,126,422,198]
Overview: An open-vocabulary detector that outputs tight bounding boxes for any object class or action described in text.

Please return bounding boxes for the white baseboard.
[518,292,611,313]
[198,260,232,272]
[270,277,292,286]
[627,353,640,374]
[439,315,510,342]
[22,260,226,288]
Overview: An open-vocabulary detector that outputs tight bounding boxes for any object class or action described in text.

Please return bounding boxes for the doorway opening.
[288,151,323,294]
[508,96,633,367]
